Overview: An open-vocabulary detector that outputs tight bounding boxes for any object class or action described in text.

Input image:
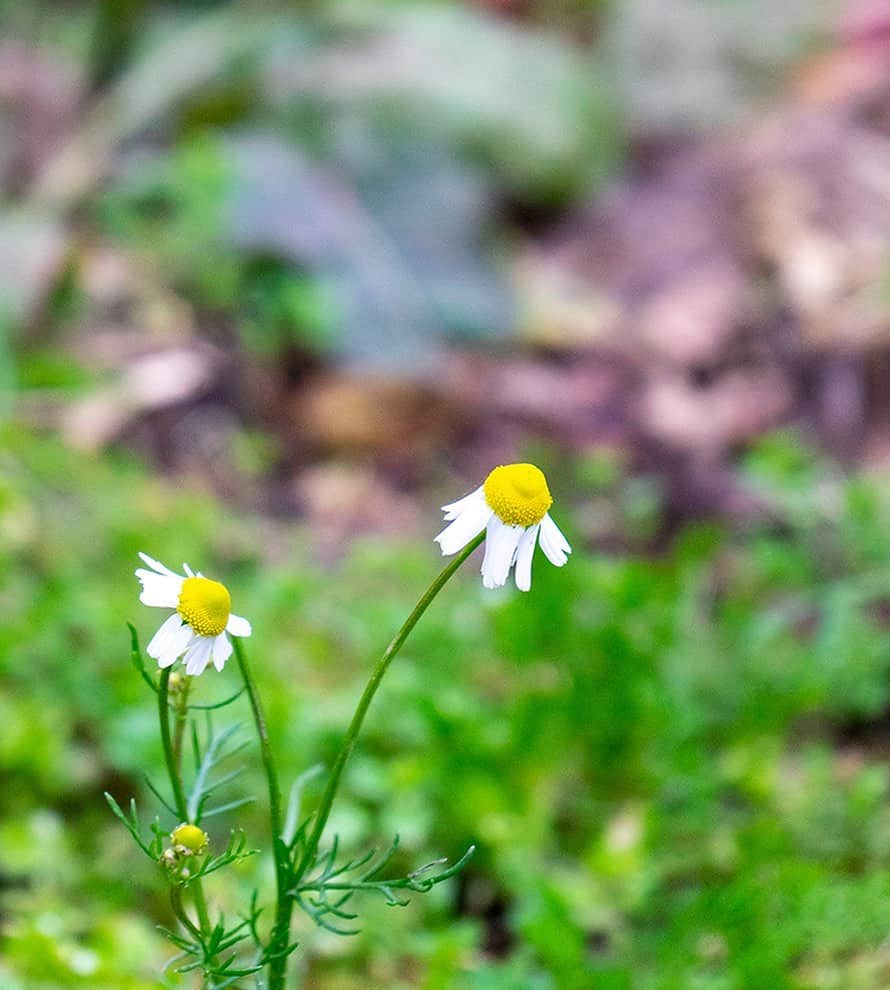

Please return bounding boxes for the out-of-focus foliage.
[3,1,887,988]
[2,0,625,370]
[606,0,838,133]
[7,423,890,988]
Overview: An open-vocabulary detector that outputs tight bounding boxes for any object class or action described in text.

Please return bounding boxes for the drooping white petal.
[481,517,524,589]
[183,637,215,677]
[138,552,181,578]
[147,613,194,668]
[226,613,252,637]
[441,485,486,522]
[435,490,491,555]
[513,524,540,592]
[539,513,571,567]
[211,633,233,672]
[136,571,184,608]
[183,562,195,577]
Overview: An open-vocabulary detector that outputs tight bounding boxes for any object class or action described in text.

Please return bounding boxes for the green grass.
[5,427,890,988]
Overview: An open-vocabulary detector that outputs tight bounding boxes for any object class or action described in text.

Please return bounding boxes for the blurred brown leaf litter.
[6,0,890,542]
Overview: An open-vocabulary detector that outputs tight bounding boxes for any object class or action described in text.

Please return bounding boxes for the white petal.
[226,613,252,637]
[136,571,183,608]
[138,552,181,578]
[147,613,194,668]
[183,562,195,577]
[539,513,571,567]
[481,517,524,589]
[441,485,485,522]
[212,633,233,672]
[513,524,540,592]
[183,637,214,677]
[435,492,491,556]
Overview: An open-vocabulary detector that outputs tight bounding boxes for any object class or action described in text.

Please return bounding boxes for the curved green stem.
[158,668,212,935]
[232,638,291,990]
[234,533,482,990]
[293,532,485,885]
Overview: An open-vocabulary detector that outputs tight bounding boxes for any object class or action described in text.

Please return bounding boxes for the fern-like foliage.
[291,834,475,935]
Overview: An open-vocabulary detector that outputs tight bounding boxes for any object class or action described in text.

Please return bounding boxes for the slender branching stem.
[232,637,291,990]
[169,888,213,990]
[170,886,201,940]
[158,668,212,936]
[159,668,188,816]
[235,534,482,990]
[293,532,485,885]
[172,673,192,774]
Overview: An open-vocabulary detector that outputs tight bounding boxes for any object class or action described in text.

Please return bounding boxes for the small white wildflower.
[434,463,571,592]
[135,553,251,675]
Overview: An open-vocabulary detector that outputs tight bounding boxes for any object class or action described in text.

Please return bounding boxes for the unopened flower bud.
[171,823,209,856]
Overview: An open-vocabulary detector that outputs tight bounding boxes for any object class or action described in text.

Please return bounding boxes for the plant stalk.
[293,532,484,885]
[232,638,291,990]
[172,673,192,774]
[236,533,482,990]
[158,668,212,935]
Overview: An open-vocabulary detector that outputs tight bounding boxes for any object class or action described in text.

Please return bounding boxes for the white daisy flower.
[434,463,572,592]
[135,553,252,676]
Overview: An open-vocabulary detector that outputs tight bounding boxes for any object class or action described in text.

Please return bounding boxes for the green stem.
[170,886,201,940]
[159,669,189,822]
[172,674,192,774]
[293,532,484,885]
[158,668,212,936]
[232,638,291,990]
[170,888,213,990]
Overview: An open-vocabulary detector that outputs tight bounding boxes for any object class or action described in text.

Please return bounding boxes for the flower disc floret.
[177,577,231,637]
[483,463,553,527]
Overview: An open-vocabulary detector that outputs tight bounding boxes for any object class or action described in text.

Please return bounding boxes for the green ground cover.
[5,427,890,988]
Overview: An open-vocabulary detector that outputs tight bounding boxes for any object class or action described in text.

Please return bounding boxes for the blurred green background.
[8,1,890,988]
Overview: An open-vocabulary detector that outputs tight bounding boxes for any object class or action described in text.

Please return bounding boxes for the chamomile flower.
[135,553,252,676]
[434,463,571,591]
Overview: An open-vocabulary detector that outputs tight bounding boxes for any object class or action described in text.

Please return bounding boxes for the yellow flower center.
[171,823,209,855]
[177,576,231,637]
[483,463,553,527]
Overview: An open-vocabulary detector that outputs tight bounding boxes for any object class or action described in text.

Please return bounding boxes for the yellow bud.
[171,823,209,855]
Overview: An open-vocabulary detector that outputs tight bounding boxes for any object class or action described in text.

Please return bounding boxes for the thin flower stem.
[169,889,212,990]
[293,532,485,886]
[232,637,291,990]
[158,668,212,937]
[235,534,482,990]
[172,674,192,774]
[170,886,202,940]
[159,669,189,822]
